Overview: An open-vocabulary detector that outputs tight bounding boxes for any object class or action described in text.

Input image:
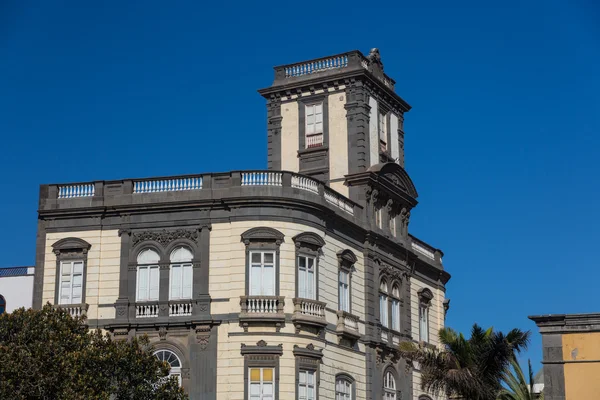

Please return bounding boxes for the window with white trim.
[59,260,84,304]
[335,377,352,400]
[136,249,160,302]
[379,280,389,328]
[379,111,388,152]
[419,305,429,342]
[297,255,316,300]
[298,369,316,400]
[169,247,193,300]
[383,371,396,400]
[339,270,350,312]
[249,251,275,296]
[154,350,182,385]
[305,103,323,148]
[391,285,401,332]
[250,367,274,400]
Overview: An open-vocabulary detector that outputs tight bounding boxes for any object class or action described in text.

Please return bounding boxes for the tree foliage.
[497,358,543,400]
[0,304,188,400]
[400,324,530,400]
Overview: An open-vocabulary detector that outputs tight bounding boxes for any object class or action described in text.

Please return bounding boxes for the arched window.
[0,295,5,315]
[154,349,182,385]
[335,375,353,400]
[391,284,401,332]
[418,288,434,343]
[379,280,388,328]
[383,371,396,400]
[137,249,160,302]
[169,247,193,300]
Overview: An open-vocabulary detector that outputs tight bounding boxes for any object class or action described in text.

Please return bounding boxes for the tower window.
[379,111,388,152]
[305,103,324,148]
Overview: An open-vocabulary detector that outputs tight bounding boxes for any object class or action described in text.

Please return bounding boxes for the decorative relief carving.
[376,346,400,367]
[158,326,167,341]
[195,325,211,350]
[131,229,199,247]
[257,340,268,347]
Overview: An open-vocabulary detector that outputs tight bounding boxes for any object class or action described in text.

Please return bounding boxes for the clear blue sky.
[1,0,599,372]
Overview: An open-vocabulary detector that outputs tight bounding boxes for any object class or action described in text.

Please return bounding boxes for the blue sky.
[1,0,598,371]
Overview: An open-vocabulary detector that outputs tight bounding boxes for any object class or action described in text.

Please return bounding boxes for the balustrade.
[241,172,282,186]
[136,303,159,318]
[58,184,95,198]
[133,177,202,193]
[169,301,192,316]
[284,55,348,78]
[291,174,319,194]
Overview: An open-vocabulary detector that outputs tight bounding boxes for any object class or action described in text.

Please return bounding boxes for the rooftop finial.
[367,48,383,69]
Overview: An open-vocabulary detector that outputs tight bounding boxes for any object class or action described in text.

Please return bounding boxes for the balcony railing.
[336,310,361,340]
[292,298,327,329]
[55,303,89,318]
[239,295,285,328]
[169,300,192,316]
[44,170,360,219]
[306,133,324,148]
[136,303,159,318]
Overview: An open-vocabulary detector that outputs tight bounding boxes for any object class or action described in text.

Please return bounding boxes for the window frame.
[298,96,329,152]
[418,288,434,343]
[335,373,355,400]
[242,228,285,297]
[154,349,183,386]
[249,367,275,400]
[383,370,397,400]
[58,260,84,305]
[136,248,161,302]
[249,250,277,296]
[305,102,324,149]
[336,249,357,314]
[379,279,389,328]
[169,246,194,300]
[297,254,317,300]
[390,284,401,332]
[293,344,323,400]
[292,232,325,302]
[242,340,282,400]
[52,237,91,306]
[298,369,316,400]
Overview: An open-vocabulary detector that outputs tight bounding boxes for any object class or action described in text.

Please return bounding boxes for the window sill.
[298,145,329,156]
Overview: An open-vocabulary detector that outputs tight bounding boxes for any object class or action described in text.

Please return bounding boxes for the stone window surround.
[129,239,200,304]
[337,249,357,313]
[335,372,356,400]
[382,366,402,400]
[418,288,434,344]
[293,344,323,400]
[292,232,325,300]
[152,341,191,389]
[378,264,408,337]
[242,340,283,400]
[51,237,91,305]
[298,94,329,151]
[242,227,285,296]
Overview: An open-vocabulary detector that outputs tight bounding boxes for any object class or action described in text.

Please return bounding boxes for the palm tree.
[399,324,530,400]
[497,358,543,400]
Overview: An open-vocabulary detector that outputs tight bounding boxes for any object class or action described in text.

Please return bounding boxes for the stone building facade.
[33,49,451,400]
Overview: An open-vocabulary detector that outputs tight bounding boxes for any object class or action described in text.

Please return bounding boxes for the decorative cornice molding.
[241,227,285,246]
[240,341,283,356]
[292,232,326,249]
[293,343,324,360]
[51,237,92,255]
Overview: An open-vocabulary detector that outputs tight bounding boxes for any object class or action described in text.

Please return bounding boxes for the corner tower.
[258,48,411,201]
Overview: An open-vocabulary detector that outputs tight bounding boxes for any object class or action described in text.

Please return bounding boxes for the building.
[0,266,34,314]
[529,313,600,400]
[33,48,451,400]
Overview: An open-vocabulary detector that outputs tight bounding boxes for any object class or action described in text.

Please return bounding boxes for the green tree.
[497,358,543,400]
[400,324,530,400]
[0,304,188,400]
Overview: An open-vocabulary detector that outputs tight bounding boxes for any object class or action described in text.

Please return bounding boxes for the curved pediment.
[292,232,326,248]
[240,227,285,244]
[367,163,418,199]
[51,237,92,253]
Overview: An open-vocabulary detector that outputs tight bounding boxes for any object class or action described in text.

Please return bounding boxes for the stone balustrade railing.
[272,50,396,91]
[169,300,193,316]
[240,295,284,314]
[293,298,325,318]
[136,303,159,318]
[411,241,436,260]
[55,303,89,318]
[44,170,361,219]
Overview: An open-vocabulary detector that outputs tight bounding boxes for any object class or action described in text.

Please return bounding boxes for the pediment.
[368,163,418,199]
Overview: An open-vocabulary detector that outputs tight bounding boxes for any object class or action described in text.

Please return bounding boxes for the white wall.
[0,268,34,312]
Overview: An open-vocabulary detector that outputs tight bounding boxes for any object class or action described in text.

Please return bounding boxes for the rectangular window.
[419,305,429,342]
[249,367,274,400]
[298,255,316,300]
[59,260,83,304]
[137,265,159,302]
[391,299,400,331]
[170,263,193,300]
[305,103,324,148]
[249,251,276,296]
[390,217,396,237]
[379,294,388,328]
[338,270,350,312]
[379,111,387,151]
[298,370,315,400]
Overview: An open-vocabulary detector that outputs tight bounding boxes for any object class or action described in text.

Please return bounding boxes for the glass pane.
[263,383,273,395]
[250,265,261,295]
[61,262,71,275]
[299,385,306,399]
[72,275,82,286]
[250,368,260,382]
[315,103,322,114]
[315,121,323,133]
[251,252,261,264]
[264,252,274,264]
[307,270,314,299]
[250,383,260,396]
[307,258,314,270]
[308,387,314,400]
[171,266,182,298]
[307,371,314,384]
[262,264,275,295]
[263,368,273,382]
[298,256,306,270]
[299,371,306,383]
[298,269,306,298]
[73,262,83,274]
[307,114,315,124]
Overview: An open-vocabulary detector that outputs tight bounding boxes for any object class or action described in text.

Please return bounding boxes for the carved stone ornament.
[158,326,167,341]
[257,340,268,347]
[380,264,403,281]
[116,305,127,317]
[376,346,400,367]
[367,48,383,68]
[131,228,199,247]
[195,325,211,350]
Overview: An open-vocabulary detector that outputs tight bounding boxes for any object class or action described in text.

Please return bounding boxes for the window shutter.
[306,105,315,135]
[171,265,182,299]
[315,103,323,134]
[149,266,159,300]
[263,263,275,296]
[250,261,261,296]
[298,266,306,298]
[182,264,192,299]
[307,263,315,300]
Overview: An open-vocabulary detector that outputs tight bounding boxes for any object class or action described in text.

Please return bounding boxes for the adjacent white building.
[0,266,35,314]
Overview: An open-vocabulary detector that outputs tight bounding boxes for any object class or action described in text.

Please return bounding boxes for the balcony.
[239,295,285,331]
[136,302,159,318]
[41,170,360,220]
[336,310,361,341]
[292,298,327,331]
[169,300,193,317]
[55,303,89,319]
